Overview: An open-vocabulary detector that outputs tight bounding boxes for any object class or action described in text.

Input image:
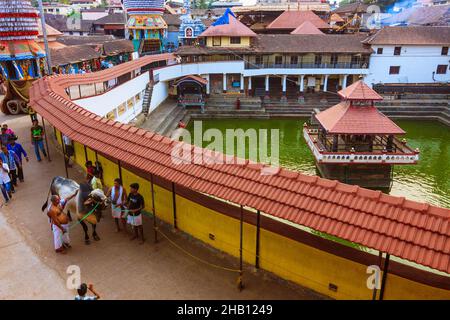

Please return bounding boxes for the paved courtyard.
[0,113,326,300]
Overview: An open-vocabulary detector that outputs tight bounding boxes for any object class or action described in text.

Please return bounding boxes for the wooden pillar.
[118,160,123,183]
[41,116,51,162]
[255,210,261,269]
[150,174,158,243]
[372,251,383,300]
[238,205,244,291]
[222,73,227,93]
[60,131,69,178]
[379,253,390,300]
[172,182,177,229]
[84,145,88,163]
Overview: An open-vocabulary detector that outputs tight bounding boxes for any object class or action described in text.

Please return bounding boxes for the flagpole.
[37,0,53,75]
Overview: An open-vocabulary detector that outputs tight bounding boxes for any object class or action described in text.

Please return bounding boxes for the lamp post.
[37,0,53,75]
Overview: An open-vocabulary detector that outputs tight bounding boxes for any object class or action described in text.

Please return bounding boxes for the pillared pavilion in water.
[303,80,419,190]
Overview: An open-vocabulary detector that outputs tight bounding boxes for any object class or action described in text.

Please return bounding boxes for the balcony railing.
[245,62,368,70]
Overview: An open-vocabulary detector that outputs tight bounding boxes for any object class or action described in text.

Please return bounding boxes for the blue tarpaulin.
[212,8,235,26]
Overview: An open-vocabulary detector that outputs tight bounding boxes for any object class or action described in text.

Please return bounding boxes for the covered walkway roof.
[29,54,450,274]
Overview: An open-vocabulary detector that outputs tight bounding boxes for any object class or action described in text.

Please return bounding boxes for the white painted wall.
[81,11,108,21]
[365,45,450,85]
[153,61,368,82]
[75,72,149,123]
[150,81,169,112]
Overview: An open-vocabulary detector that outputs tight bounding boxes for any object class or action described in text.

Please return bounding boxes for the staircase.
[376,94,450,126]
[205,94,263,110]
[141,83,153,115]
[140,100,187,137]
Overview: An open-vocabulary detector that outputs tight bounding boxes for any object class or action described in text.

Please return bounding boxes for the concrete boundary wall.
[53,128,450,300]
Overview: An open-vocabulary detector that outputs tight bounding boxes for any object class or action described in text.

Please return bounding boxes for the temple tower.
[123,0,167,54]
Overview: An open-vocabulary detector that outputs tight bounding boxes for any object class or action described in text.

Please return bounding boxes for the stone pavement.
[0,113,327,300]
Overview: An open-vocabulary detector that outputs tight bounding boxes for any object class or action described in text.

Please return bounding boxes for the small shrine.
[303,80,419,190]
[124,0,167,54]
[178,0,206,46]
[0,0,46,115]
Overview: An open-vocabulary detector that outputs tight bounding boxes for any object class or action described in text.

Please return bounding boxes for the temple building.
[123,0,167,54]
[265,10,330,33]
[0,0,46,115]
[178,0,206,46]
[303,80,419,190]
[174,8,370,102]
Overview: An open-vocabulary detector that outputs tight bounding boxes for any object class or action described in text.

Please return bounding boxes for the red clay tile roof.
[338,80,383,101]
[362,26,450,46]
[29,54,450,274]
[174,75,208,86]
[267,10,330,30]
[316,101,406,135]
[290,21,324,35]
[199,12,256,37]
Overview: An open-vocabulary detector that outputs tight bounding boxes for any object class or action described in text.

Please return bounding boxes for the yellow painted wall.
[322,54,331,64]
[206,36,251,47]
[176,195,256,264]
[338,54,351,63]
[383,273,450,300]
[50,130,450,300]
[86,147,96,165]
[96,154,119,188]
[259,229,371,299]
[73,141,86,170]
[153,185,174,224]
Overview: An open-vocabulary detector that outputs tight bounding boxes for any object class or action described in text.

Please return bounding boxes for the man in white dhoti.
[106,178,127,233]
[47,194,75,254]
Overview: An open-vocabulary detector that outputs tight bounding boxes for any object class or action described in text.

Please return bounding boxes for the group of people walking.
[0,120,48,206]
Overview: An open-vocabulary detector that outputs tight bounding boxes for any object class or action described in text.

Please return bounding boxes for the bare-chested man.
[47,194,76,254]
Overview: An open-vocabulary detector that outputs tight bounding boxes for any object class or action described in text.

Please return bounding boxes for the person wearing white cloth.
[47,194,76,254]
[125,183,145,244]
[106,178,127,233]
[0,158,11,205]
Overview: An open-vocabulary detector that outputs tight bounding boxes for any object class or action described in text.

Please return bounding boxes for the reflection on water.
[188,118,450,209]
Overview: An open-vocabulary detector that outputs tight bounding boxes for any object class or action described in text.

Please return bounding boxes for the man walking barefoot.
[106,178,127,233]
[47,194,76,254]
[30,119,47,162]
[125,183,145,244]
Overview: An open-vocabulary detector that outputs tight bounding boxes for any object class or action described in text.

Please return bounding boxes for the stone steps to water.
[204,108,266,114]
[141,100,179,133]
[158,107,187,136]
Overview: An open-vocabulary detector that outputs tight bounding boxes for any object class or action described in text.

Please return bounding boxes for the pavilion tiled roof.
[315,101,406,135]
[267,10,330,30]
[338,80,383,101]
[290,21,324,35]
[199,10,256,37]
[316,81,402,134]
[29,54,450,274]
